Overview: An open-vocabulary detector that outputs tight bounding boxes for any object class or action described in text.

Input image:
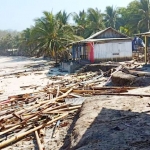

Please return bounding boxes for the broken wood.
[35,130,43,150]
[0,113,68,149]
[93,93,150,97]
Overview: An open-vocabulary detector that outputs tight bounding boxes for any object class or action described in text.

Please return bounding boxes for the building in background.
[72,27,132,63]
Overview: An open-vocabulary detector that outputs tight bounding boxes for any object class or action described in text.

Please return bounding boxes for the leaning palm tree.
[138,0,150,31]
[104,6,118,29]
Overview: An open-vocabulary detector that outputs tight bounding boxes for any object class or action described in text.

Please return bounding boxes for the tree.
[32,11,82,63]
[104,6,119,29]
[138,0,150,32]
[19,28,36,56]
[72,10,88,38]
[118,1,141,36]
[55,10,70,25]
[86,8,105,37]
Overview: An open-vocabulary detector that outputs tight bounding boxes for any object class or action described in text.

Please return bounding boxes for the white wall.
[94,41,132,60]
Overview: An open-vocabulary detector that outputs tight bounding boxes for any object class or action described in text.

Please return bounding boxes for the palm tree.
[19,28,35,56]
[138,0,150,31]
[32,11,82,63]
[72,10,88,38]
[86,8,105,36]
[104,6,118,29]
[55,10,70,25]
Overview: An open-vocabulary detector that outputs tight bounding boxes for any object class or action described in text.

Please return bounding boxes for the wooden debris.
[0,69,140,149]
[35,130,43,150]
[0,113,68,149]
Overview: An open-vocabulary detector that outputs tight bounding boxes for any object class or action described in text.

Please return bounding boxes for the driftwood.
[105,65,123,86]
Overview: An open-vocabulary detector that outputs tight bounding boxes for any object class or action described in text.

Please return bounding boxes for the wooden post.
[145,35,147,64]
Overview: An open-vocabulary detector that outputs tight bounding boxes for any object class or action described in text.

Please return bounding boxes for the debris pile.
[0,70,135,149]
[1,61,150,149]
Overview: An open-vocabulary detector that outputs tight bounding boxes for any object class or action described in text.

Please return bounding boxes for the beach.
[0,56,67,101]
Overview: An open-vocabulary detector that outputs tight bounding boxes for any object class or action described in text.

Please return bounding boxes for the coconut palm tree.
[138,0,150,31]
[32,11,82,63]
[86,8,105,36]
[104,6,119,29]
[72,10,88,38]
[19,28,36,56]
[55,10,70,25]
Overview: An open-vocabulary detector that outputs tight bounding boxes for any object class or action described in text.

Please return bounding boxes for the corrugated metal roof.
[67,27,131,46]
[68,37,132,45]
[87,27,128,39]
[80,37,132,43]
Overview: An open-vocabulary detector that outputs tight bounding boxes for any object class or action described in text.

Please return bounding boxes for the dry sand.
[65,95,150,150]
[0,56,68,101]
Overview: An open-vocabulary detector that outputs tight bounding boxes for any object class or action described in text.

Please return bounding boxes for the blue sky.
[0,0,133,31]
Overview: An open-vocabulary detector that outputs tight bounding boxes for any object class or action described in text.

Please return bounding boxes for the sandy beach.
[0,56,68,101]
[1,56,150,150]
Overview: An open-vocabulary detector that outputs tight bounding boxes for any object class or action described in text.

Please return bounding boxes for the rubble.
[0,66,138,149]
[1,57,150,149]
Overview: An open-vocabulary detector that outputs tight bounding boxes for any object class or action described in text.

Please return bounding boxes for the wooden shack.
[72,27,132,63]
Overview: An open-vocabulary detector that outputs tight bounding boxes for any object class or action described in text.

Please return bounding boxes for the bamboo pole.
[56,86,60,98]
[90,87,136,90]
[93,93,150,97]
[0,88,72,122]
[35,130,43,150]
[0,104,70,136]
[0,113,68,149]
[60,89,127,94]
[43,105,81,113]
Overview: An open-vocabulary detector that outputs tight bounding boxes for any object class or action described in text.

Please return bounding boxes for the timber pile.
[0,70,136,149]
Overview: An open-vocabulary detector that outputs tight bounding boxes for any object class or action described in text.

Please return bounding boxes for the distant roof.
[87,27,128,39]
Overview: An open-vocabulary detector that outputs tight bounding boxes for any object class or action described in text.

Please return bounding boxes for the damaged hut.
[72,27,132,63]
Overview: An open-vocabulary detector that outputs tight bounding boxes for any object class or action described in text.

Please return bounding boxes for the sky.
[0,0,133,31]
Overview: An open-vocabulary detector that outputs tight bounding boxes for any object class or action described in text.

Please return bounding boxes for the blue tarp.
[132,37,145,51]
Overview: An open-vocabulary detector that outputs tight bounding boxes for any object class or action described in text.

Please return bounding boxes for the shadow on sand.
[60,96,150,150]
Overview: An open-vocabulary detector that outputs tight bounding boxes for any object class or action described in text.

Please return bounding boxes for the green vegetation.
[0,0,150,62]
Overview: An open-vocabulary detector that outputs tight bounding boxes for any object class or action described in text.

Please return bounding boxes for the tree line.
[0,0,149,62]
